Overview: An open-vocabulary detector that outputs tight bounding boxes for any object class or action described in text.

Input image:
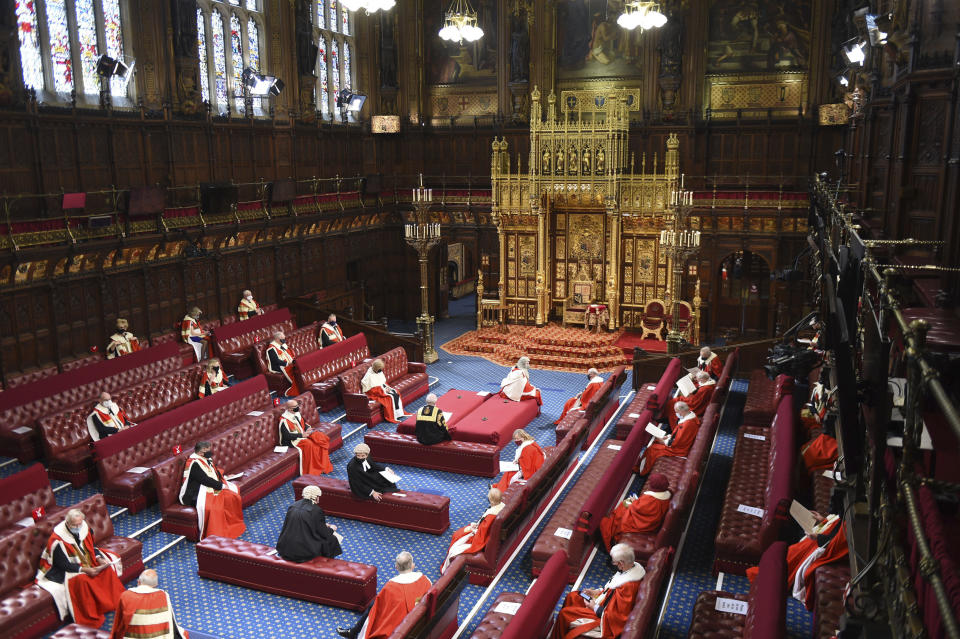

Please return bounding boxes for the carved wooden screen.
[503,230,537,324]
[619,233,668,329]
[550,211,606,320]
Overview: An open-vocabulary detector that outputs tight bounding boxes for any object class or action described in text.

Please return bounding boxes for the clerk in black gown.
[276,485,342,562]
[415,393,452,446]
[346,443,397,502]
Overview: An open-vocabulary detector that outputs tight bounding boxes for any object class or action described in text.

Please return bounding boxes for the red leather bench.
[554,366,627,447]
[689,541,787,639]
[4,365,59,391]
[0,464,66,539]
[196,535,376,610]
[742,371,793,427]
[711,347,740,407]
[364,430,501,477]
[59,494,144,584]
[0,342,183,462]
[812,562,850,639]
[619,546,675,639]
[386,556,468,639]
[339,346,429,425]
[94,376,273,512]
[212,308,296,379]
[252,321,321,394]
[397,388,493,435]
[151,317,221,366]
[471,592,525,638]
[39,363,204,487]
[615,358,684,439]
[292,333,372,412]
[713,396,796,575]
[154,398,340,541]
[291,475,450,534]
[0,520,64,638]
[47,624,110,639]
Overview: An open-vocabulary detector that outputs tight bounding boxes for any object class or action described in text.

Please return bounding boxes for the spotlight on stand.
[843,41,866,65]
[242,68,284,96]
[96,55,131,79]
[335,89,367,118]
[865,13,888,46]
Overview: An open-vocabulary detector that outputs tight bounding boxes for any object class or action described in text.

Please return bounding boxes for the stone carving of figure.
[569,147,579,174]
[296,0,316,76]
[510,12,530,83]
[555,147,565,174]
[582,147,592,175]
[380,13,398,88]
[596,147,605,174]
[172,0,198,58]
[542,148,552,174]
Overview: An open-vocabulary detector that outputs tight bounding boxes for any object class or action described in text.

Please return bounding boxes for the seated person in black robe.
[347,443,397,503]
[415,393,452,446]
[276,485,342,562]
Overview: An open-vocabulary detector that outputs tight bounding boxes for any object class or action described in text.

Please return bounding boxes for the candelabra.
[661,187,699,354]
[404,176,441,364]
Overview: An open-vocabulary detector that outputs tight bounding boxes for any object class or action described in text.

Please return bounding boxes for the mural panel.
[425,0,498,85]
[556,0,644,80]
[707,0,810,72]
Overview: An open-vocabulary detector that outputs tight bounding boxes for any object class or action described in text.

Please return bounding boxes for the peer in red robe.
[36,510,124,628]
[664,371,715,428]
[555,368,603,425]
[321,314,345,347]
[801,432,838,473]
[237,290,263,320]
[746,514,847,610]
[636,403,700,475]
[111,569,188,639]
[278,400,333,475]
[106,318,140,359]
[178,444,245,540]
[599,473,671,550]
[440,488,504,574]
[499,356,543,406]
[697,347,723,380]
[551,543,647,639]
[266,331,299,396]
[181,307,208,362]
[337,552,432,639]
[87,393,136,441]
[198,359,227,398]
[360,359,409,423]
[493,430,545,492]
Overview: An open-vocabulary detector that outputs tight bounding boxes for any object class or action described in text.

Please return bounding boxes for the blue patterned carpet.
[0,297,813,638]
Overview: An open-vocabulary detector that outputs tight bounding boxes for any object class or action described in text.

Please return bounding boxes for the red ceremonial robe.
[801,433,838,473]
[111,585,188,639]
[266,340,300,396]
[359,572,432,639]
[178,455,245,540]
[745,516,847,610]
[107,332,140,359]
[499,367,543,406]
[440,502,505,573]
[637,412,700,474]
[361,368,407,423]
[665,379,715,428]
[180,316,206,362]
[697,353,723,379]
[237,297,261,320]
[279,412,333,475]
[551,562,646,639]
[198,370,226,398]
[598,489,671,550]
[493,440,545,493]
[36,520,124,628]
[555,376,604,425]
[320,322,345,346]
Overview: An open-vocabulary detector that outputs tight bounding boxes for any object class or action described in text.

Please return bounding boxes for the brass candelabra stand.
[404,179,441,364]
[660,188,699,354]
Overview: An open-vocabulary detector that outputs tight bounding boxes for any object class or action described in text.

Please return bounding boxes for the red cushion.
[452,397,540,448]
[397,388,492,434]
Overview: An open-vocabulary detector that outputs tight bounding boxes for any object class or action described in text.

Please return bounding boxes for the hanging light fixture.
[617,1,667,31]
[439,0,484,45]
[341,0,395,14]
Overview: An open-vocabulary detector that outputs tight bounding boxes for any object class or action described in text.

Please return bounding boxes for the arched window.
[15,0,133,102]
[311,0,356,121]
[196,0,265,115]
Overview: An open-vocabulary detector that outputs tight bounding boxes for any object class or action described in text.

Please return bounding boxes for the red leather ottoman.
[813,562,850,639]
[449,397,540,449]
[291,475,450,534]
[196,535,376,611]
[364,431,500,477]
[470,592,527,638]
[397,388,493,435]
[48,624,110,638]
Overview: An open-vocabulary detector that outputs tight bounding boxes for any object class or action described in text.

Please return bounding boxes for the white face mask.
[245,295,253,300]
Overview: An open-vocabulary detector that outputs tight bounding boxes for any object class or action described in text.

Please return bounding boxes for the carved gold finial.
[531,85,540,101]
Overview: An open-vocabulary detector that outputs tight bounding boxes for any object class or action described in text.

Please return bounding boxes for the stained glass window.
[246,0,257,9]
[312,0,357,121]
[211,10,228,110]
[230,14,244,112]
[329,0,338,33]
[197,8,210,103]
[16,1,44,92]
[102,0,125,96]
[330,40,340,119]
[45,0,73,93]
[75,0,99,95]
[341,6,349,35]
[343,42,351,90]
[315,0,324,29]
[317,37,328,117]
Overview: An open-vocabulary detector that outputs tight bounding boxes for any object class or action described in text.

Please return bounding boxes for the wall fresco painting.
[707,0,811,73]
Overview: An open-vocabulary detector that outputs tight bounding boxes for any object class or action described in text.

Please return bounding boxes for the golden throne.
[562,273,597,328]
[640,299,667,340]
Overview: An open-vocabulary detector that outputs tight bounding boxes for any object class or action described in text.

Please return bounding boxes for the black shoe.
[336,628,353,639]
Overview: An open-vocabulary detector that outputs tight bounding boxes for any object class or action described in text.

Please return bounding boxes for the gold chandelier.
[617,1,667,31]
[438,0,484,45]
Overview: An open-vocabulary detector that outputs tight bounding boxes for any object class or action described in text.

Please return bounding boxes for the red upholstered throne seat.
[252,321,321,395]
[291,475,450,534]
[364,431,501,477]
[292,333,372,412]
[338,347,428,425]
[195,535,377,610]
[211,308,296,379]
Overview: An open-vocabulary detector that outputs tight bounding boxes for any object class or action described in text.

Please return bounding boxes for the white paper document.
[646,385,657,391]
[494,601,522,616]
[789,500,818,535]
[11,426,33,435]
[607,444,622,451]
[442,411,453,422]
[687,367,701,376]
[715,597,748,615]
[265,549,278,556]
[822,469,842,480]
[15,517,34,527]
[225,473,244,481]
[676,376,697,397]
[246,411,264,417]
[553,527,573,539]
[736,504,765,518]
[628,413,641,419]
[380,468,402,484]
[127,467,150,474]
[273,446,289,453]
[645,423,667,440]
[477,391,491,397]
[393,493,406,498]
[499,461,520,473]
[743,433,766,441]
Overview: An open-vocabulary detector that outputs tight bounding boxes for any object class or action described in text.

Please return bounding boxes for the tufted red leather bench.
[94,376,273,512]
[689,541,787,639]
[39,363,205,487]
[812,561,849,639]
[230,302,277,325]
[615,358,684,440]
[339,347,429,425]
[292,333,372,412]
[386,556,469,639]
[3,365,59,391]
[742,372,793,427]
[615,383,659,440]
[291,474,450,534]
[448,397,541,449]
[211,308,295,379]
[620,546,675,638]
[711,347,740,407]
[713,396,796,575]
[151,317,222,366]
[554,366,627,448]
[812,472,835,517]
[364,430,501,477]
[397,388,493,435]
[471,592,525,638]
[252,321,321,394]
[0,464,65,539]
[0,342,183,463]
[47,623,110,638]
[196,535,377,610]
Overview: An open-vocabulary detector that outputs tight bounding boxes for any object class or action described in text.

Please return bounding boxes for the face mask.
[212,367,220,373]
[203,451,213,460]
[329,321,337,326]
[69,526,82,537]
[245,295,253,301]
[280,339,287,344]
[292,407,300,413]
[675,412,683,420]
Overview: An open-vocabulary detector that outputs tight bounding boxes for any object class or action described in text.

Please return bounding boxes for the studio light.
[96,55,130,78]
[843,42,866,65]
[242,68,284,96]
[439,0,484,45]
[836,73,849,87]
[336,89,367,112]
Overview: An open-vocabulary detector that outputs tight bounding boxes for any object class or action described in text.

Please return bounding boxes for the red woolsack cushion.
[450,397,540,448]
[397,388,492,434]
